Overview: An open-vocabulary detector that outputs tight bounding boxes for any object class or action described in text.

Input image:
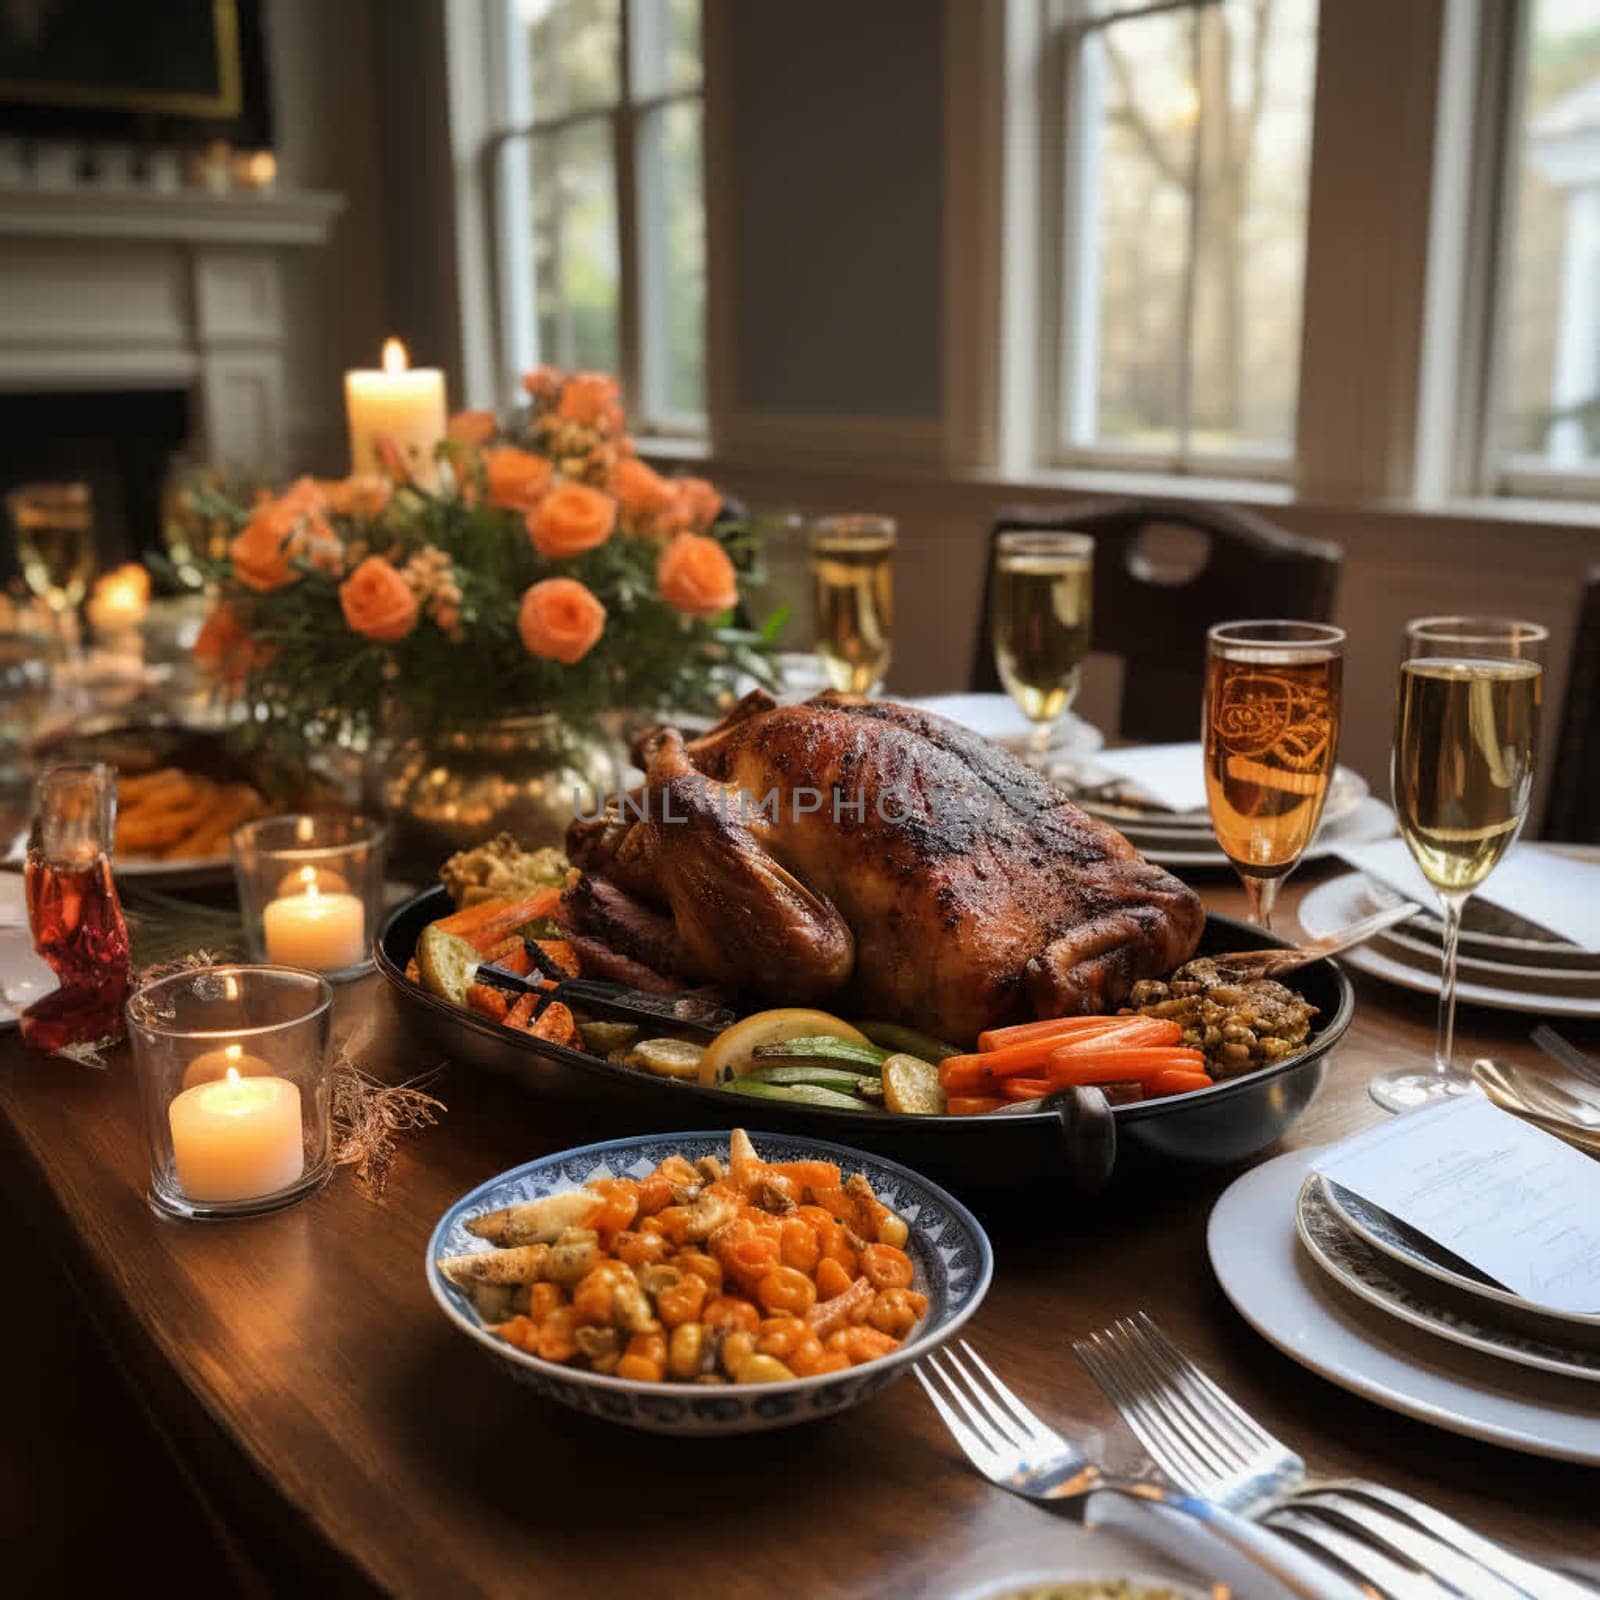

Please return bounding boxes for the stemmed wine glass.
[6,482,96,656]
[990,530,1094,766]
[1369,616,1546,1111]
[1202,620,1345,930]
[810,515,895,695]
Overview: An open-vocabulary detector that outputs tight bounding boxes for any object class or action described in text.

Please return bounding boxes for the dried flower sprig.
[329,1059,447,1201]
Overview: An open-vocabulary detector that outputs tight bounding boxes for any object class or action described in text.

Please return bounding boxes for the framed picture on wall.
[0,0,272,147]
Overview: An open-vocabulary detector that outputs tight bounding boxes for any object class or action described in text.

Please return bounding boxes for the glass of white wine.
[1369,615,1547,1112]
[990,530,1094,765]
[810,515,894,695]
[6,481,95,650]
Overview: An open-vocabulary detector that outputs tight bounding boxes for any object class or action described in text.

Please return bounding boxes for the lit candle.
[274,863,351,899]
[182,1040,275,1091]
[168,1067,304,1202]
[262,880,367,971]
[344,338,446,488]
[86,563,151,633]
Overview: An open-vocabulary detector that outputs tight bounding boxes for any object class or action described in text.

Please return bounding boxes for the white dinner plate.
[1298,873,1600,1020]
[1296,1173,1600,1383]
[1359,878,1600,973]
[1208,1147,1600,1464]
[0,926,56,1029]
[1132,796,1397,871]
[1074,765,1371,833]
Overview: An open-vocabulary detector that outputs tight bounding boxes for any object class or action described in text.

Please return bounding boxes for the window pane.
[1500,0,1600,475]
[523,0,619,119]
[1067,0,1317,462]
[636,99,706,420]
[632,0,701,98]
[530,119,621,375]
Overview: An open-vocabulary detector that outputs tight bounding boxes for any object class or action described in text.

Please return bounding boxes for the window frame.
[1037,0,1311,483]
[1472,0,1600,502]
[484,0,707,439]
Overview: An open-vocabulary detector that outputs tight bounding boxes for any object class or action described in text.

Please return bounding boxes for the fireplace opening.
[0,389,194,587]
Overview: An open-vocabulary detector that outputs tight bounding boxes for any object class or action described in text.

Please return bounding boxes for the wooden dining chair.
[1541,567,1600,843]
[970,498,1344,742]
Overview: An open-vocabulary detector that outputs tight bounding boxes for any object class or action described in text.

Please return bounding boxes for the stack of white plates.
[1210,1148,1600,1462]
[1058,764,1396,869]
[1299,872,1600,1020]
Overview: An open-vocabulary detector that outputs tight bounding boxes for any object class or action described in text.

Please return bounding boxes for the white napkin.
[1337,837,1600,953]
[901,693,1038,742]
[1315,1095,1600,1315]
[1090,742,1208,813]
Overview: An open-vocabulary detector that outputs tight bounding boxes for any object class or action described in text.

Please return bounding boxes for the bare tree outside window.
[1057,0,1317,471]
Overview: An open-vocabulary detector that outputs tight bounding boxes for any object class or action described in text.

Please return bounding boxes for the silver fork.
[914,1341,1362,1600]
[1075,1314,1594,1600]
[1531,1025,1600,1092]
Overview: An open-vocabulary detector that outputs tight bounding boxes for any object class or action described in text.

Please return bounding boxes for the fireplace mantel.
[0,184,346,471]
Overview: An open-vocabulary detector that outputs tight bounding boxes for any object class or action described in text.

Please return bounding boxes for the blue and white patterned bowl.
[427,1129,993,1434]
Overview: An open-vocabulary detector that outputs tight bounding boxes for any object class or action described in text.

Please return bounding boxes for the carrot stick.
[1148,1068,1214,1097]
[1044,1047,1208,1087]
[942,1017,1170,1089]
[459,889,564,953]
[504,992,539,1030]
[1000,1078,1052,1101]
[978,1013,1170,1053]
[528,1000,577,1047]
[946,1095,1006,1116]
[435,899,518,937]
[1043,1017,1182,1054]
[465,983,511,1022]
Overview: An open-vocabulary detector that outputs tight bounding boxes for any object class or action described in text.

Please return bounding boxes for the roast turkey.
[562,691,1205,1044]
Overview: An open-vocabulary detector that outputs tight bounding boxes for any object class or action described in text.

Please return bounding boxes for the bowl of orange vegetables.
[428,1128,992,1434]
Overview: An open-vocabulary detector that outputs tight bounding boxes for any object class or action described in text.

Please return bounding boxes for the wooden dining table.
[3,864,1597,1597]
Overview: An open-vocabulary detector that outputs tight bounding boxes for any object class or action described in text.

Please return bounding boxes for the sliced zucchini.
[882,1053,947,1116]
[747,1063,885,1093]
[624,1038,706,1080]
[857,1020,963,1063]
[749,1036,889,1069]
[698,1009,870,1087]
[722,1079,876,1112]
[580,1021,639,1055]
[416,925,483,1010]
[855,1077,886,1102]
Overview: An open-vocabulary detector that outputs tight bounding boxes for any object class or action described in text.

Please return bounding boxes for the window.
[1493,0,1600,492]
[492,0,705,433]
[1049,0,1318,475]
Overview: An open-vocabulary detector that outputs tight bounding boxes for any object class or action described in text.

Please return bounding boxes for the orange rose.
[657,533,738,619]
[674,476,723,532]
[276,475,329,516]
[323,474,392,519]
[338,556,419,642]
[519,577,606,664]
[527,482,617,559]
[447,409,497,448]
[194,604,267,687]
[611,456,677,521]
[558,372,622,427]
[521,365,563,399]
[484,446,553,513]
[229,502,304,592]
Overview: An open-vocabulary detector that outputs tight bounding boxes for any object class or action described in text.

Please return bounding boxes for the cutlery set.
[918,1313,1589,1600]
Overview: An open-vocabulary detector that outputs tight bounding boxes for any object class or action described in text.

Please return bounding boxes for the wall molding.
[0,183,344,246]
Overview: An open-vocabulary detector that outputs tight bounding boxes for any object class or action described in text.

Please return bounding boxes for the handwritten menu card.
[1314,1095,1600,1314]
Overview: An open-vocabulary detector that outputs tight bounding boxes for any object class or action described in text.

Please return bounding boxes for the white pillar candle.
[274,863,351,899]
[263,885,367,971]
[182,1041,275,1091]
[344,338,446,489]
[169,1068,304,1202]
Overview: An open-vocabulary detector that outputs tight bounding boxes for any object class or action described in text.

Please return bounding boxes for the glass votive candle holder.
[126,965,334,1220]
[231,813,386,982]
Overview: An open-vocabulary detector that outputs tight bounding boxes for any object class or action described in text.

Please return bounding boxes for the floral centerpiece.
[187,367,781,768]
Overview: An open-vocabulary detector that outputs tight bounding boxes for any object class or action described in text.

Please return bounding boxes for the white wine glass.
[990,530,1094,766]
[1203,620,1345,931]
[1369,615,1547,1112]
[6,481,95,657]
[809,515,894,695]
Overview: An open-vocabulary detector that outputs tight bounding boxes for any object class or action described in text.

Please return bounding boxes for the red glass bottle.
[21,763,131,1053]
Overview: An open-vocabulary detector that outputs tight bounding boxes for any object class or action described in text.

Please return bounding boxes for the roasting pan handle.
[1049,1085,1117,1193]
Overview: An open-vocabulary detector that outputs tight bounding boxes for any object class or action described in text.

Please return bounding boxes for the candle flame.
[382,337,409,375]
[225,1065,242,1086]
[298,865,317,891]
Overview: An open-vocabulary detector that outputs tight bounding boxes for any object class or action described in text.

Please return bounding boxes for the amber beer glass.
[810,515,895,695]
[1203,621,1346,930]
[1369,616,1546,1111]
